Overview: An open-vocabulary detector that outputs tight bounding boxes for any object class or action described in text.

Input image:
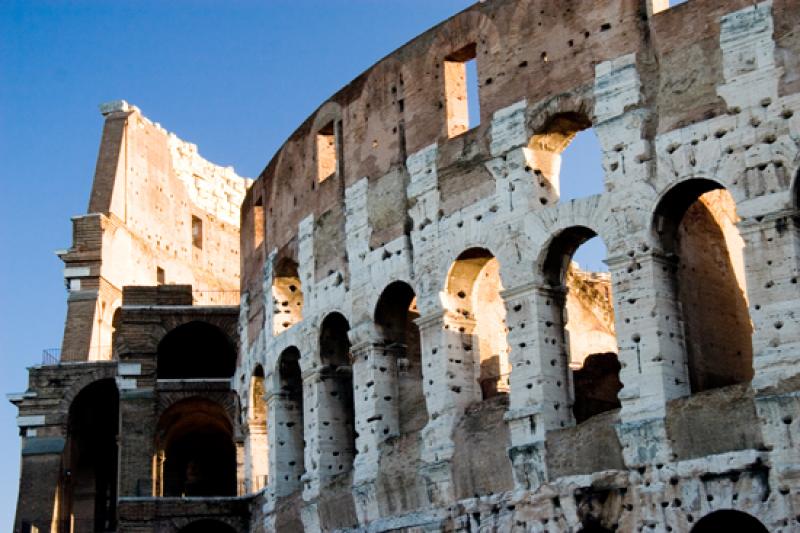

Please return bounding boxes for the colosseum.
[10,0,800,531]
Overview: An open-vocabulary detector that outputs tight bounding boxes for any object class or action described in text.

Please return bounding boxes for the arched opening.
[179,520,238,533]
[319,313,356,478]
[542,227,621,424]
[275,346,305,496]
[690,510,769,533]
[156,398,236,497]
[375,281,429,434]
[654,179,753,392]
[61,379,119,532]
[529,112,603,204]
[248,365,268,492]
[272,258,304,335]
[445,248,510,400]
[580,518,614,533]
[157,321,236,379]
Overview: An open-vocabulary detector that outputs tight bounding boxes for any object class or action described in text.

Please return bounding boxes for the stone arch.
[273,346,305,496]
[690,509,769,533]
[62,378,119,532]
[374,280,429,434]
[444,247,510,400]
[156,321,237,379]
[318,312,356,479]
[540,225,621,424]
[58,365,118,415]
[155,397,237,497]
[528,110,603,204]
[652,177,753,393]
[272,256,304,335]
[529,193,626,277]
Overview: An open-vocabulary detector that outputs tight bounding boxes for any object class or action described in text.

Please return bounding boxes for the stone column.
[349,323,400,524]
[608,250,689,466]
[504,283,569,490]
[414,311,477,505]
[267,389,303,499]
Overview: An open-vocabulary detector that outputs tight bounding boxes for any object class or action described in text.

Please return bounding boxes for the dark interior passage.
[158,399,236,497]
[375,281,428,434]
[277,346,305,493]
[319,313,356,477]
[157,321,236,379]
[63,379,119,532]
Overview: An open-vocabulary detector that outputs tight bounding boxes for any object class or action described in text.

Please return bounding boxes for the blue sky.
[0,0,627,526]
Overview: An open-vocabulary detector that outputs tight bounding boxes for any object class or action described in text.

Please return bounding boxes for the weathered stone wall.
[235,0,800,531]
[58,101,250,363]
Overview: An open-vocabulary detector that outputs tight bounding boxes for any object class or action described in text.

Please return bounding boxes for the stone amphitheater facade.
[11,0,800,532]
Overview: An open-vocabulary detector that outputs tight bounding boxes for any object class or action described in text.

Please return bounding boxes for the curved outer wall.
[236,0,800,530]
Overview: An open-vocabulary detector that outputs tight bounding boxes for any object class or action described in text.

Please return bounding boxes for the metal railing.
[40,346,113,366]
[192,290,240,306]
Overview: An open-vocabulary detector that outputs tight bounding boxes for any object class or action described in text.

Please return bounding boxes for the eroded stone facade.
[11,0,800,532]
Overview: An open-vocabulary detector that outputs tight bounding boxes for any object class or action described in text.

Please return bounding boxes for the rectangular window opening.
[156,267,165,285]
[253,197,265,249]
[444,43,480,138]
[191,215,203,249]
[316,121,337,182]
[650,0,687,15]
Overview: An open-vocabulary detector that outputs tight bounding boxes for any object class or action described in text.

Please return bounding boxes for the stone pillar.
[504,283,569,490]
[267,389,303,499]
[14,444,64,533]
[300,370,323,502]
[350,322,400,524]
[739,212,800,390]
[608,250,689,466]
[118,390,157,497]
[414,311,476,505]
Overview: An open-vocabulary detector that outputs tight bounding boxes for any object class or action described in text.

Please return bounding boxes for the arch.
[178,519,238,533]
[156,321,236,379]
[374,281,429,434]
[61,378,119,532]
[274,346,305,496]
[653,178,753,392]
[529,110,602,204]
[445,247,510,400]
[318,313,356,478]
[272,257,304,335]
[248,364,268,492]
[541,226,621,424]
[690,510,769,533]
[155,398,236,497]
